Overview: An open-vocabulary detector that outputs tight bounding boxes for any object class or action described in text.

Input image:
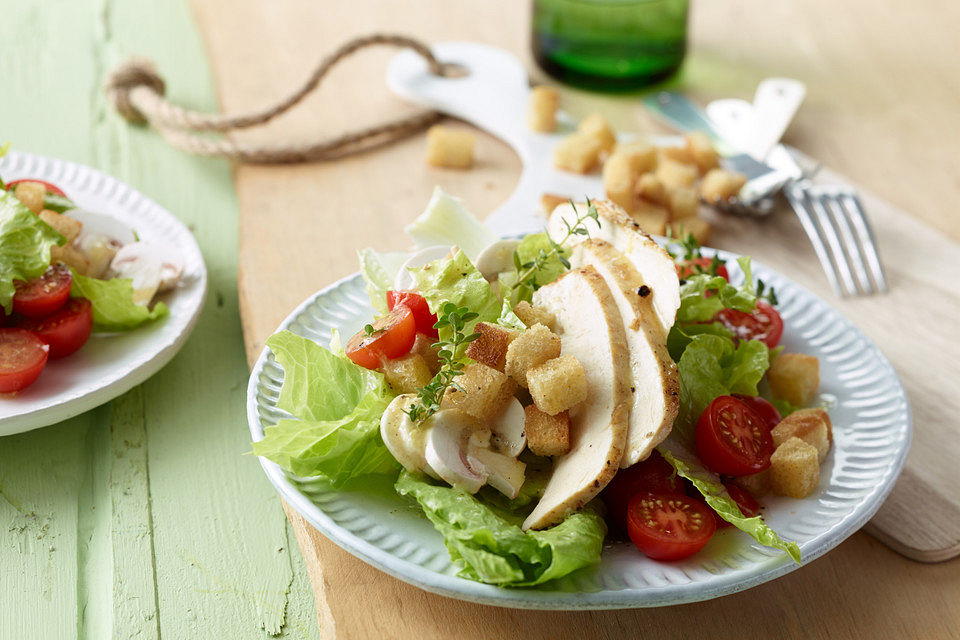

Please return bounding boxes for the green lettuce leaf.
[675,257,757,324]
[69,270,168,331]
[658,439,801,564]
[0,190,64,313]
[395,471,606,586]
[404,187,498,260]
[358,248,409,315]
[409,249,501,326]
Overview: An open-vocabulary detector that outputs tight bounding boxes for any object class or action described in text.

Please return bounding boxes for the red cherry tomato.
[677,257,729,281]
[386,290,438,338]
[626,492,717,561]
[12,264,73,318]
[732,394,782,430]
[714,482,762,529]
[714,300,784,348]
[0,306,8,327]
[0,328,49,393]
[6,178,66,197]
[346,305,417,370]
[19,298,93,359]
[696,395,774,476]
[602,451,684,532]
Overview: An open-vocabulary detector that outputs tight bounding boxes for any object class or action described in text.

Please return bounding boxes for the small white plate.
[246,249,910,609]
[0,151,206,435]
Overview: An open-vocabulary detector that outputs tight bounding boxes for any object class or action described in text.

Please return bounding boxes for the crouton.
[635,173,667,206]
[50,244,89,275]
[603,150,644,211]
[425,125,476,169]
[524,405,571,457]
[655,157,699,190]
[528,85,560,133]
[772,408,832,462]
[411,333,441,374]
[613,141,658,172]
[13,181,46,213]
[465,322,517,372]
[768,353,820,407]
[667,186,699,220]
[577,112,617,153]
[505,323,561,387]
[666,217,712,246]
[527,354,588,416]
[512,301,556,331]
[699,168,748,202]
[553,132,604,174]
[733,468,771,498]
[684,132,720,174]
[770,437,820,498]
[658,145,695,165]
[381,354,433,395]
[39,209,82,243]
[540,193,569,215]
[441,362,516,422]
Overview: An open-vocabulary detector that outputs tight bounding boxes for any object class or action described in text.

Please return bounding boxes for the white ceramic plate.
[0,151,206,435]
[246,250,910,609]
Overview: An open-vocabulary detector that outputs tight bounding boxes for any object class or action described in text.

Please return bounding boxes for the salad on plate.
[253,188,835,587]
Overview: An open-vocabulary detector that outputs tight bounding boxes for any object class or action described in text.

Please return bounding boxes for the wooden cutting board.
[188,0,960,637]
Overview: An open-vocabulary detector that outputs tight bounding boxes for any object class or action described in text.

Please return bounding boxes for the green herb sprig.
[404,302,480,423]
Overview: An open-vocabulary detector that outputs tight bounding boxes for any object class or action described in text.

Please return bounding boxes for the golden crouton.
[630,202,670,236]
[553,132,604,174]
[734,468,771,498]
[512,301,556,331]
[666,217,712,246]
[540,193,569,215]
[425,125,476,169]
[465,322,517,372]
[635,173,667,206]
[505,323,562,387]
[577,112,617,153]
[667,186,699,220]
[411,333,441,374]
[39,210,82,243]
[655,158,699,190]
[772,409,832,462]
[603,151,644,211]
[768,353,820,407]
[442,362,516,422]
[528,85,560,133]
[613,141,658,172]
[382,353,433,395]
[13,181,46,213]
[527,354,588,416]
[50,244,89,275]
[524,405,571,457]
[658,145,695,165]
[699,168,748,202]
[684,132,720,174]
[770,436,820,498]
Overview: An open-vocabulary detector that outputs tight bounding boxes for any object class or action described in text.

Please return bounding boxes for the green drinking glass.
[532,0,690,91]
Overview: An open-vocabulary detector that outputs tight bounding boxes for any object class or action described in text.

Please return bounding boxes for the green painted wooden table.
[0,2,319,637]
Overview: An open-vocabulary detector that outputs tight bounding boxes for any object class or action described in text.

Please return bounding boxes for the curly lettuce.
[0,190,64,313]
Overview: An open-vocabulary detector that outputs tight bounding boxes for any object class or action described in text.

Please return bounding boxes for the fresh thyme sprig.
[403,302,480,423]
[510,198,599,296]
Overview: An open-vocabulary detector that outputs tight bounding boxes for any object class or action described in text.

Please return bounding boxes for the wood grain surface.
[188,0,960,637]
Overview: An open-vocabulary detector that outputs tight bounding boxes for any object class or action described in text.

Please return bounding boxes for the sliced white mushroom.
[474,238,521,282]
[489,397,526,458]
[392,245,454,291]
[379,394,432,476]
[110,241,185,301]
[423,409,487,494]
[468,447,526,499]
[110,247,162,306]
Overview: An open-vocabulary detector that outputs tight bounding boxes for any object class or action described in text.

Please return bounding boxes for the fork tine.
[804,184,858,296]
[785,182,845,297]
[839,191,888,293]
[818,188,873,294]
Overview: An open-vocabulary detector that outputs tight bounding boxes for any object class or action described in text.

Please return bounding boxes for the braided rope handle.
[103,33,446,164]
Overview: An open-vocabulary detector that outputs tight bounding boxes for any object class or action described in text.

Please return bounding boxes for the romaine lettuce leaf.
[0,190,64,313]
[658,439,801,564]
[69,270,168,331]
[404,187,498,260]
[675,257,757,324]
[395,471,606,586]
[409,249,501,326]
[358,248,409,315]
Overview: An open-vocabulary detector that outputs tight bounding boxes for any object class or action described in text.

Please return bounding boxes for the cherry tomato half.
[695,395,774,476]
[626,492,717,561]
[602,451,685,533]
[12,264,73,318]
[346,304,417,370]
[19,298,93,359]
[386,290,438,338]
[732,394,782,430]
[6,178,66,197]
[0,328,49,393]
[714,482,762,529]
[714,300,784,348]
[677,257,729,281]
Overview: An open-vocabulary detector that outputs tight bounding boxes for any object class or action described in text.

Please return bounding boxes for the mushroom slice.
[474,239,522,282]
[392,245,454,291]
[110,241,185,298]
[468,447,526,499]
[423,409,487,494]
[490,397,526,458]
[380,394,432,476]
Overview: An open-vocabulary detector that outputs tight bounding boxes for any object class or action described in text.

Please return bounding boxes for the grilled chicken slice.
[572,239,679,467]
[523,266,632,530]
[548,200,680,334]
